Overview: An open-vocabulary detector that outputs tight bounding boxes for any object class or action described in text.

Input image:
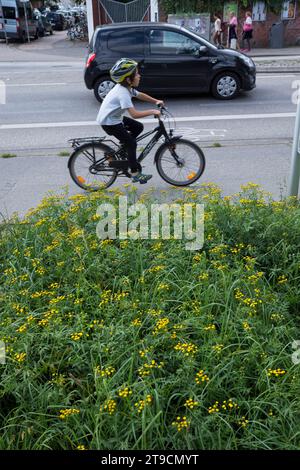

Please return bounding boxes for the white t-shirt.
[214,18,221,32]
[245,16,253,26]
[96,84,140,126]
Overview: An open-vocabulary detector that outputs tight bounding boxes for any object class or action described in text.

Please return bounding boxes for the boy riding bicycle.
[96,58,164,184]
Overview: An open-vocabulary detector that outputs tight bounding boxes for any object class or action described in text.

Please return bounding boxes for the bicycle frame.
[135,118,175,164]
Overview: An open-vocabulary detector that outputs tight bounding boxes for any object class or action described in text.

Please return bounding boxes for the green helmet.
[110,58,138,83]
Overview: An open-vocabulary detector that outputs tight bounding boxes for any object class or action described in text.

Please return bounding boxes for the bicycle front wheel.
[68,143,117,191]
[156,139,205,186]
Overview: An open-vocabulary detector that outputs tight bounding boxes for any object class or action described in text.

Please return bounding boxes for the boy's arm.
[127,107,160,119]
[136,92,164,107]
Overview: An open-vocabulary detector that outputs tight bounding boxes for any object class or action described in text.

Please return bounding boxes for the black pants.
[102,116,144,173]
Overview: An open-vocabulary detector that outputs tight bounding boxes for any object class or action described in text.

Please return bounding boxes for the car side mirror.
[199,46,208,54]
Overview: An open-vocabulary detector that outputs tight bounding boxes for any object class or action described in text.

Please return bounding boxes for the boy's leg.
[102,123,141,173]
[121,118,153,182]
[123,116,144,139]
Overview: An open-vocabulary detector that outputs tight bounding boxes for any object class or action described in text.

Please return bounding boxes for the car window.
[2,7,16,19]
[183,26,217,50]
[149,29,200,56]
[107,29,144,54]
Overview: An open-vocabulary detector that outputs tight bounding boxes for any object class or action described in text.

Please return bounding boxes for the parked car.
[0,0,39,42]
[38,14,53,36]
[58,10,74,27]
[84,22,256,102]
[45,11,67,31]
[33,8,52,37]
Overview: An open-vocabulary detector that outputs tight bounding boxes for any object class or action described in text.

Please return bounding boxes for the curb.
[256,67,300,73]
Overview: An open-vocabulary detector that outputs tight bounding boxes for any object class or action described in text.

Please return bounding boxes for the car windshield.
[183,26,217,50]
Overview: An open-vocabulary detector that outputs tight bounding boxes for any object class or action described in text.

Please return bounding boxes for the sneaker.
[131,172,152,184]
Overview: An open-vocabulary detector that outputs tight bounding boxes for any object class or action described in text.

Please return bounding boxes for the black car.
[45,11,67,31]
[34,10,53,36]
[84,22,256,103]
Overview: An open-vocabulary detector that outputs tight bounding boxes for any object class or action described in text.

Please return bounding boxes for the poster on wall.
[252,2,267,21]
[282,1,296,19]
[168,14,211,41]
[223,2,238,22]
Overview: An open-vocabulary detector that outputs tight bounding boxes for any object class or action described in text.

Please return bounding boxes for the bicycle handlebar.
[155,103,167,119]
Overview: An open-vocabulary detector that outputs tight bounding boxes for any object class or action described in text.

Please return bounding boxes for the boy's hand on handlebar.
[153,109,161,118]
[156,100,165,108]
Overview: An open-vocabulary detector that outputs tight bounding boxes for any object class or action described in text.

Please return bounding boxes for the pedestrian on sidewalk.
[241,11,253,52]
[228,11,238,49]
[213,13,222,46]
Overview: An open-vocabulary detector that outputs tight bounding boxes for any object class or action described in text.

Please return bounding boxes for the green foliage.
[160,1,286,16]
[0,184,299,449]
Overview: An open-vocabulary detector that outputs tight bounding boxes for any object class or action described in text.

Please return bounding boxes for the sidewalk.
[1,32,300,71]
[0,31,88,62]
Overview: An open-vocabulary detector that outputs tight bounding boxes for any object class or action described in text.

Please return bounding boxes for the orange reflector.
[187,172,196,180]
[77,176,86,184]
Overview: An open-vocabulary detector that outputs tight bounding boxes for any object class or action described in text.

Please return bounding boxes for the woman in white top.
[241,11,253,52]
[213,13,222,46]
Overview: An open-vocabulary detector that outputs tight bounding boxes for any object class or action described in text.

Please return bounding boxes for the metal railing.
[99,0,150,23]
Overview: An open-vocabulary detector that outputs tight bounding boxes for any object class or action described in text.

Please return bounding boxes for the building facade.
[90,0,300,48]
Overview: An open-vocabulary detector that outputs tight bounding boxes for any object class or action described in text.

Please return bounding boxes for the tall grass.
[0,183,299,450]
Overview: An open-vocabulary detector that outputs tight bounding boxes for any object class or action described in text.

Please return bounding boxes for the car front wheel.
[94,76,115,103]
[211,72,240,100]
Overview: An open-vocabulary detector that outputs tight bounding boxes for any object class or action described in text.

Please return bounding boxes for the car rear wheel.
[94,76,115,103]
[211,72,240,100]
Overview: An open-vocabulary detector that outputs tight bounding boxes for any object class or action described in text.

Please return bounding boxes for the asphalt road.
[0,62,299,218]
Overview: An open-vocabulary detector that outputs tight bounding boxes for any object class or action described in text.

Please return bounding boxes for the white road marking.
[6,82,67,87]
[0,112,296,130]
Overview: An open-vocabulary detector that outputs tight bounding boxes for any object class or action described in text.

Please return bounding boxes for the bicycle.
[67,106,206,191]
[67,20,88,41]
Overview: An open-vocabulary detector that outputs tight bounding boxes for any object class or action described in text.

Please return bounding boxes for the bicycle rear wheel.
[156,139,205,186]
[68,143,117,191]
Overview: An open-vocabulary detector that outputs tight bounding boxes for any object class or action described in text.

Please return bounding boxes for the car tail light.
[86,53,96,68]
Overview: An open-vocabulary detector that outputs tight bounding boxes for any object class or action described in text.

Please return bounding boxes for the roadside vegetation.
[0,183,299,450]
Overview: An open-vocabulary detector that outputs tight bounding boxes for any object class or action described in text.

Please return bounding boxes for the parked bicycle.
[67,19,88,41]
[68,106,206,191]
